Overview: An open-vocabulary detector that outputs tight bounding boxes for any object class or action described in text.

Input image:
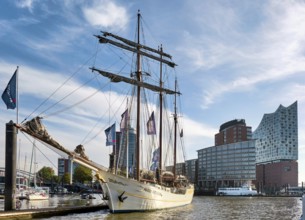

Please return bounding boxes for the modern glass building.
[185,159,198,184]
[111,127,136,175]
[253,101,298,192]
[253,101,298,164]
[197,140,256,190]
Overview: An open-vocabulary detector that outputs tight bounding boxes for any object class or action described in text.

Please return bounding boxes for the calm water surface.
[0,195,302,220]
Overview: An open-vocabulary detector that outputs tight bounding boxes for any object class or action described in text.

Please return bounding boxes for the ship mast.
[136,10,141,181]
[159,46,163,182]
[173,79,178,179]
[91,11,180,181]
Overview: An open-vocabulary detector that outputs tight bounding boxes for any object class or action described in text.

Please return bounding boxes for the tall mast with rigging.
[91,10,179,181]
[159,46,163,182]
[173,79,178,179]
[136,10,141,181]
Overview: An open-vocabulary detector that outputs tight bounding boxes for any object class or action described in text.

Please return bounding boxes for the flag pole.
[16,66,19,129]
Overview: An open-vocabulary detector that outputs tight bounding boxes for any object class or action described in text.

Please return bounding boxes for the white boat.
[27,187,49,200]
[26,143,49,200]
[216,185,257,196]
[16,10,194,213]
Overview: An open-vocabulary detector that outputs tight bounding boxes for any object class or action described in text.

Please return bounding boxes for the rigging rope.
[21,131,58,170]
[21,52,99,124]
[40,77,95,117]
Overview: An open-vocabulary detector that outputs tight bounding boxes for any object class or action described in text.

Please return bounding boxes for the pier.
[0,204,108,219]
[1,120,110,218]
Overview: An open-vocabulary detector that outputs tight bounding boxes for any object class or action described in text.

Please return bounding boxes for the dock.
[0,204,109,219]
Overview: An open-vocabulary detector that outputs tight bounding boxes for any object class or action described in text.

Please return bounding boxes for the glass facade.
[253,101,298,164]
[116,127,136,172]
[185,159,197,184]
[197,140,256,188]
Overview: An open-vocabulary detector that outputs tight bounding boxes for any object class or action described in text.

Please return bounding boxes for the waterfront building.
[165,162,185,175]
[197,119,255,193]
[185,159,198,184]
[253,101,298,193]
[58,158,71,177]
[215,119,252,146]
[58,158,78,178]
[256,161,298,194]
[197,140,256,193]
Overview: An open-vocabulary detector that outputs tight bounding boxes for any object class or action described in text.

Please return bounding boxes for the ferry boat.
[216,185,257,196]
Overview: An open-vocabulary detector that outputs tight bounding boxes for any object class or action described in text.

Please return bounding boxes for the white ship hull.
[96,170,194,213]
[217,186,257,196]
[27,193,49,200]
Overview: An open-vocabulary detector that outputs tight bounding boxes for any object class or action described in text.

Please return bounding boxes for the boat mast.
[159,46,163,181]
[136,10,141,181]
[173,79,178,179]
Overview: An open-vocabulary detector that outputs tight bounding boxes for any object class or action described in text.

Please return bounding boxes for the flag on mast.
[120,109,128,131]
[105,123,116,146]
[147,111,156,135]
[2,68,18,110]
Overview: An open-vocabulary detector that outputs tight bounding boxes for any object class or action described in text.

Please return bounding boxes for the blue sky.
[0,0,304,183]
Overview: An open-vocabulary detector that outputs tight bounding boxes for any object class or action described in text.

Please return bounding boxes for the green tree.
[52,175,59,183]
[37,166,55,182]
[73,165,92,184]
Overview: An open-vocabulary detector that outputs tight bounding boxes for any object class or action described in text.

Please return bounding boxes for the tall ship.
[15,11,194,213]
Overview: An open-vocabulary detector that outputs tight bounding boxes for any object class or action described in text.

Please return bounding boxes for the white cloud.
[188,1,305,109]
[0,60,211,169]
[82,0,129,30]
[16,0,35,12]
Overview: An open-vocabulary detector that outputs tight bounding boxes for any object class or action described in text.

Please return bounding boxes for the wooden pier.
[0,204,109,219]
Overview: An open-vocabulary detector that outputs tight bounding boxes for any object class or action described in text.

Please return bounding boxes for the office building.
[185,159,198,184]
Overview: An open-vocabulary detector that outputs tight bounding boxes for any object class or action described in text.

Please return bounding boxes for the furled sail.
[101,31,173,59]
[95,35,177,68]
[16,117,107,171]
[90,67,181,95]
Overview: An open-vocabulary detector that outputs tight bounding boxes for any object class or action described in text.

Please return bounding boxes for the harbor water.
[0,195,302,219]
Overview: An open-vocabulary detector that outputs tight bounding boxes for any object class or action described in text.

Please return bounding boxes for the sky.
[0,0,304,184]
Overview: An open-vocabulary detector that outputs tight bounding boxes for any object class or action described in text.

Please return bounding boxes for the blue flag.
[2,69,17,110]
[147,111,156,135]
[105,123,116,146]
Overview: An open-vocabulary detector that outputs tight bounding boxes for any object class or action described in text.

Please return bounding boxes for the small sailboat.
[26,142,49,200]
[15,11,193,212]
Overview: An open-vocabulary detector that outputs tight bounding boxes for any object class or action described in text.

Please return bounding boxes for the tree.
[37,166,55,182]
[73,165,92,184]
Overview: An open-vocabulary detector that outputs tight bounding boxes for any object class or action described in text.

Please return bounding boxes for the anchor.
[118,191,128,202]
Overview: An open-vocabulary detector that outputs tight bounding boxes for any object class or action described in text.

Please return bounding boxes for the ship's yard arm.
[14,118,107,172]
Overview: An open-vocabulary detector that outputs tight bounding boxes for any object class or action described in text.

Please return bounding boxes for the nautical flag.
[147,111,156,135]
[150,147,160,171]
[105,123,116,146]
[120,109,128,131]
[2,68,17,110]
